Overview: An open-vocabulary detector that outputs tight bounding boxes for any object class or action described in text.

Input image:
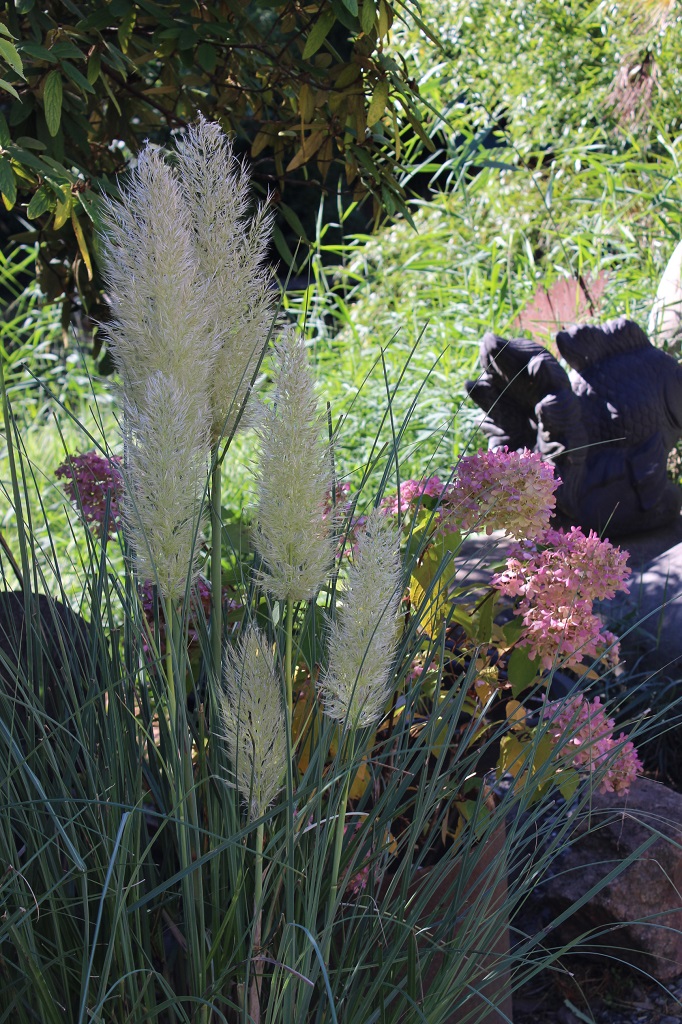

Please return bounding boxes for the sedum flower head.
[123,373,209,602]
[219,626,287,820]
[319,509,403,730]
[175,116,277,442]
[253,331,335,602]
[56,450,123,538]
[448,447,559,540]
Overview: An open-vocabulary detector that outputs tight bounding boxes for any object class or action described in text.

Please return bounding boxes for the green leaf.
[196,42,217,74]
[0,110,10,148]
[474,591,495,645]
[507,647,542,697]
[360,0,376,34]
[50,42,84,61]
[86,52,101,84]
[26,184,56,219]
[279,201,308,242]
[43,69,63,137]
[502,617,525,646]
[302,11,336,59]
[0,38,25,79]
[61,60,95,94]
[273,224,295,265]
[18,42,57,63]
[0,78,19,101]
[339,0,359,13]
[0,155,16,207]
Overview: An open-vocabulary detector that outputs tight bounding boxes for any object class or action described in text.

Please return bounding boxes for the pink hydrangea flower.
[543,694,642,795]
[381,476,448,517]
[492,527,630,670]
[446,447,559,540]
[56,450,123,538]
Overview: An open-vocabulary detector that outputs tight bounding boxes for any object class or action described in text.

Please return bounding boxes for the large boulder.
[541,777,682,980]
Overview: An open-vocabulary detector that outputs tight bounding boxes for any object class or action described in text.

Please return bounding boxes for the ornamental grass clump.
[7,116,664,1024]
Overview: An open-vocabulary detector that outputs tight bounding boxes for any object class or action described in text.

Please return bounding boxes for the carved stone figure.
[466,317,682,536]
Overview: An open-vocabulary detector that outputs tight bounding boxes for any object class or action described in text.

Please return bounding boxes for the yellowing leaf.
[349,757,371,800]
[505,700,526,728]
[367,79,389,126]
[298,83,315,123]
[71,209,93,280]
[286,130,326,172]
[53,183,72,230]
[378,0,391,38]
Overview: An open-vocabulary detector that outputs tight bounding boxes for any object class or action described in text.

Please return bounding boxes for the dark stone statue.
[466,317,682,536]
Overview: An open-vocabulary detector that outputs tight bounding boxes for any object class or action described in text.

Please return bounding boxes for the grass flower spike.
[320,508,403,730]
[99,145,219,416]
[99,142,220,600]
[219,627,286,821]
[253,331,335,602]
[123,373,209,602]
[176,117,277,442]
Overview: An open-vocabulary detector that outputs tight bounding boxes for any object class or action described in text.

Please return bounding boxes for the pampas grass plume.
[253,331,335,602]
[320,509,402,730]
[175,117,277,442]
[219,627,287,821]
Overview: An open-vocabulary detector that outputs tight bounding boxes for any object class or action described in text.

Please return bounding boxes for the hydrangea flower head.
[544,694,642,795]
[448,447,559,540]
[492,526,630,670]
[381,476,447,517]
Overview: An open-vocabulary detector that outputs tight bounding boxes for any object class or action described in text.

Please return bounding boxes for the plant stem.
[165,597,177,740]
[164,598,207,1021]
[285,597,294,725]
[248,821,265,1024]
[323,760,351,966]
[211,453,223,687]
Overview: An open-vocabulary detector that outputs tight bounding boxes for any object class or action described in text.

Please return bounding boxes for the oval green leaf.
[507,646,542,697]
[43,69,63,137]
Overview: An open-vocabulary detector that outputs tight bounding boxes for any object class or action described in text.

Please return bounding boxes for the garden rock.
[541,777,682,980]
[600,531,682,669]
[0,590,94,732]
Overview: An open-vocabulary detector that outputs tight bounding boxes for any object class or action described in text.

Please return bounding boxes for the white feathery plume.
[219,626,287,821]
[319,509,403,730]
[175,117,277,442]
[124,372,209,602]
[98,142,220,599]
[253,331,335,602]
[99,144,220,416]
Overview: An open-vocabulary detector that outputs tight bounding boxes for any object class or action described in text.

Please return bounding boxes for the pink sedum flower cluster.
[56,450,123,538]
[448,447,559,540]
[492,527,631,670]
[543,694,642,795]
